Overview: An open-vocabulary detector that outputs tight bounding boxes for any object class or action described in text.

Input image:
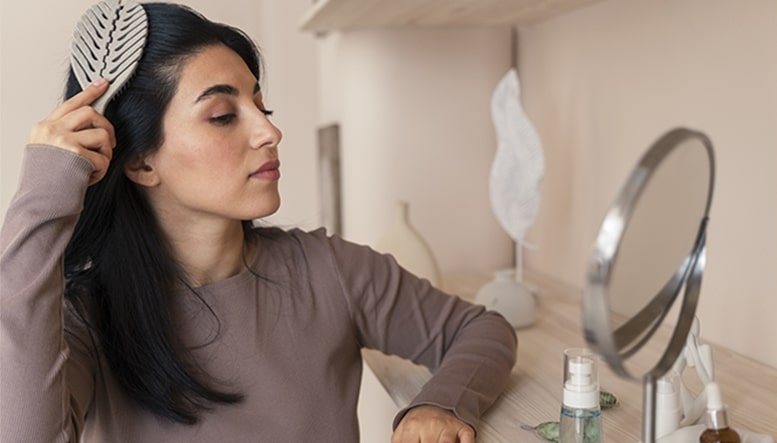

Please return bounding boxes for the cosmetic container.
[655,373,682,439]
[699,382,741,443]
[559,348,602,443]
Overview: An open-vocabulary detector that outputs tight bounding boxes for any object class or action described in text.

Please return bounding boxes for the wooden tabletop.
[363,270,777,442]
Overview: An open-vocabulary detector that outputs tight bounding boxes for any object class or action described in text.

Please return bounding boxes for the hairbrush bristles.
[71,0,148,114]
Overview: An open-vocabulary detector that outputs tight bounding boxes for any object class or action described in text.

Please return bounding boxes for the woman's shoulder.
[253,225,339,248]
[251,226,375,264]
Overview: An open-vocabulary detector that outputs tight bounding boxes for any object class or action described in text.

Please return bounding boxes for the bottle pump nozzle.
[562,352,599,410]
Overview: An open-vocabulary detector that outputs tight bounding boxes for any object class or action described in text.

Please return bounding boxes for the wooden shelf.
[300,0,603,32]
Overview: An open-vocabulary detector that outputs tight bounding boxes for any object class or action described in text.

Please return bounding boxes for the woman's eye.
[260,109,274,117]
[210,114,236,125]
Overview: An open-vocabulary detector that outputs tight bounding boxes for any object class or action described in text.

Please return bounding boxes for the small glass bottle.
[559,348,602,443]
[699,382,741,443]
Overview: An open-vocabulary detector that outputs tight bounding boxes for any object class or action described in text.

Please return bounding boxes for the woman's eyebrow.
[195,83,262,104]
[195,84,238,103]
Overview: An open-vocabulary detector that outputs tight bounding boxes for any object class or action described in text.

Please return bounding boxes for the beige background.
[2,0,775,440]
[517,0,777,371]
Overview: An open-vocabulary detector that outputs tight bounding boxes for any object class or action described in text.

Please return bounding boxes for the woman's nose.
[250,110,283,150]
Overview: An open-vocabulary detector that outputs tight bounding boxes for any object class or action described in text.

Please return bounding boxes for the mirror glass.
[584,128,714,380]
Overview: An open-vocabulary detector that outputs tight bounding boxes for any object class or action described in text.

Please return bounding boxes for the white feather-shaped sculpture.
[475,68,544,329]
[489,68,544,280]
[71,0,148,114]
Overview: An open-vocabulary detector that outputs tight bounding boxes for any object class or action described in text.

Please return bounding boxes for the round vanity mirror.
[582,128,715,443]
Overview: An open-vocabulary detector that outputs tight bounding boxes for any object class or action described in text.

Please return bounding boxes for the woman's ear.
[124,155,160,187]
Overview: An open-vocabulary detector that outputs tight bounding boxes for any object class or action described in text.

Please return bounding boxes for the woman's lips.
[250,160,281,181]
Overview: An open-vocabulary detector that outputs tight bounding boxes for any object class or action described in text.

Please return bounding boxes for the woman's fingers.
[48,78,110,121]
[31,106,116,150]
[28,78,117,185]
[59,127,115,159]
[78,146,112,186]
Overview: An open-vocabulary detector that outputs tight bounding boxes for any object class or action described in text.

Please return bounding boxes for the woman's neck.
[160,218,252,288]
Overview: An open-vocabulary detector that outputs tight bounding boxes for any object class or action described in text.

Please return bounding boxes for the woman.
[0,3,516,442]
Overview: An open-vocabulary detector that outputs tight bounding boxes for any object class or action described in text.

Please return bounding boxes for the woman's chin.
[247,198,281,221]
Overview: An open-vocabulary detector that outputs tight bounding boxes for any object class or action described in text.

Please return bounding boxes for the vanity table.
[363,270,777,442]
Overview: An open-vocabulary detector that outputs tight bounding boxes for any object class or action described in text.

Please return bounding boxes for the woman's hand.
[392,405,475,443]
[28,78,116,185]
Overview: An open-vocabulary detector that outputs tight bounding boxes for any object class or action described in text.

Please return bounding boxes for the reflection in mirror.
[583,128,715,443]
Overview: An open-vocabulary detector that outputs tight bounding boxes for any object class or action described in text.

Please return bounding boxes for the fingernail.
[92,78,108,87]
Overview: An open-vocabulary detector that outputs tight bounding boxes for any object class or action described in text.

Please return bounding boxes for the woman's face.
[140,44,283,224]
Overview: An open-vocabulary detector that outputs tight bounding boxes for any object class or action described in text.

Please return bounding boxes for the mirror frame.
[583,127,715,381]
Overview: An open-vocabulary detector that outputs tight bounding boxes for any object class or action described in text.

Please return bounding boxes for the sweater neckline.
[171,236,263,296]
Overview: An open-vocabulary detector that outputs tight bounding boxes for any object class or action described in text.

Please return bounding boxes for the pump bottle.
[699,382,741,443]
[559,348,602,443]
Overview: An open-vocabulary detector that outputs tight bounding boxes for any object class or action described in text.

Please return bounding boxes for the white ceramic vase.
[475,269,535,329]
[375,201,441,287]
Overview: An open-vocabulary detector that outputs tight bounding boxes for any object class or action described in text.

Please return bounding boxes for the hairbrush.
[70,0,148,114]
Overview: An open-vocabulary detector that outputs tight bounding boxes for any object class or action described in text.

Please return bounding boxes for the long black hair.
[64,2,262,425]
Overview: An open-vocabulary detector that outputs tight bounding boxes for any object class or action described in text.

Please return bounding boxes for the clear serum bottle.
[559,348,602,443]
[699,382,741,443]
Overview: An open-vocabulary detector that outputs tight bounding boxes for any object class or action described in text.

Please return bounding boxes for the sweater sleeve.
[0,145,97,442]
[321,231,517,432]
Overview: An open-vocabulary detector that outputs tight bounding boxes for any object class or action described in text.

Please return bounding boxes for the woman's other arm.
[0,80,114,442]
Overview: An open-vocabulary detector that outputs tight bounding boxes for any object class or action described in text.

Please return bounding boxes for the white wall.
[317,27,514,273]
[518,0,777,368]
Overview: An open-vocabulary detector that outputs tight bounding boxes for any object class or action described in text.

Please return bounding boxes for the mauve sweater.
[0,145,517,443]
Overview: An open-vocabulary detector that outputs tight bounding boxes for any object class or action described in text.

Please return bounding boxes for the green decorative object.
[521,421,560,442]
[600,390,618,410]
